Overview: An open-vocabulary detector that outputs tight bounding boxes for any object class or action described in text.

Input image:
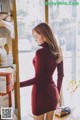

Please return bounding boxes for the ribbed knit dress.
[20,42,64,116]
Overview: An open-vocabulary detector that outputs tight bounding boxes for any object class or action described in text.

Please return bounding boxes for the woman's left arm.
[20,50,44,87]
[57,60,64,94]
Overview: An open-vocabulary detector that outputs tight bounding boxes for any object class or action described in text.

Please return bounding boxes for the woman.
[20,22,64,120]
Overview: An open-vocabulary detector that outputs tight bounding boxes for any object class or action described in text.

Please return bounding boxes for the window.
[49,0,80,106]
[16,0,44,119]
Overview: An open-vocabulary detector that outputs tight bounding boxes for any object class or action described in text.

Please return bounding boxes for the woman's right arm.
[20,50,44,87]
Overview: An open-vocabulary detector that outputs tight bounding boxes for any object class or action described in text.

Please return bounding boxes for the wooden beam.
[45,0,49,23]
[12,0,21,120]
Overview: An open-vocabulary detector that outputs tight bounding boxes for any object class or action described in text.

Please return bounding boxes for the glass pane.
[16,0,45,51]
[16,0,44,119]
[49,0,80,107]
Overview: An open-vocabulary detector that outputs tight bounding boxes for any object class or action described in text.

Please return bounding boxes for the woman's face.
[33,31,45,45]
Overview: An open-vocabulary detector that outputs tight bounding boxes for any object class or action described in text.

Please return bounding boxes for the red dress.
[20,42,64,116]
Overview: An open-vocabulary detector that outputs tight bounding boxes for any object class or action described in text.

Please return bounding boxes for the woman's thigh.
[46,111,54,120]
[33,114,45,120]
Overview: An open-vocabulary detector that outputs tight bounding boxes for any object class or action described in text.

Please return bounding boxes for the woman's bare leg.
[46,111,54,120]
[33,114,45,120]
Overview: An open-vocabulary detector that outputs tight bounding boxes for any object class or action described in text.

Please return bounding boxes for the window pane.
[49,0,80,106]
[16,0,44,119]
[16,0,45,51]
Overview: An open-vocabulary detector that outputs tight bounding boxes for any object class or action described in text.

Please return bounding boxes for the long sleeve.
[57,60,64,94]
[20,50,44,87]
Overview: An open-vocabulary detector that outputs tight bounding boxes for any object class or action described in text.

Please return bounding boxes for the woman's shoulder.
[36,48,46,56]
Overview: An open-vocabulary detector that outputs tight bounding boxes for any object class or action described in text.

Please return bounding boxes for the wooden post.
[45,0,49,23]
[12,0,21,120]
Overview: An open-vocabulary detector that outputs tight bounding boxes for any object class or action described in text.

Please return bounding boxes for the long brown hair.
[32,22,63,63]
